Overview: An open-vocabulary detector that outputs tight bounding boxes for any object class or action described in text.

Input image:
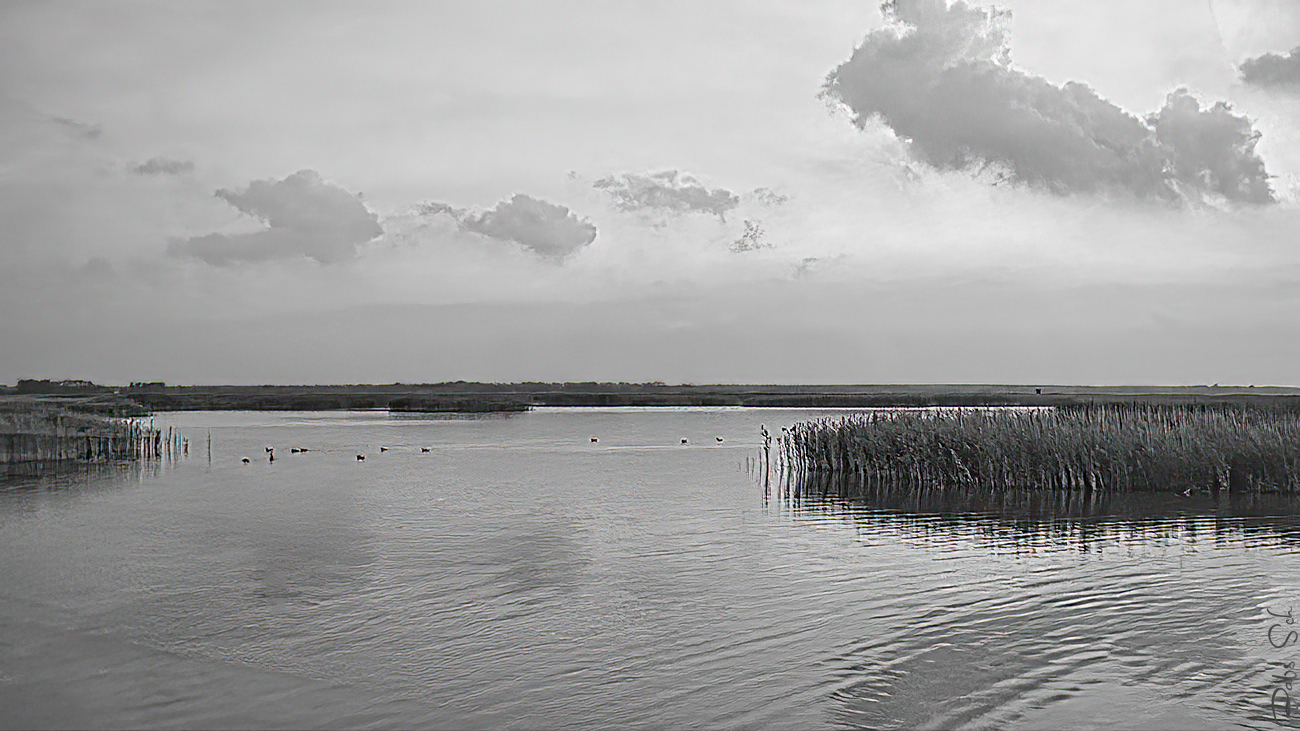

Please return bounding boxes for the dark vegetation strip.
[779,404,1300,493]
[10,381,1300,412]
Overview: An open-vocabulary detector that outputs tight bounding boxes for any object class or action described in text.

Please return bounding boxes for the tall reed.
[780,404,1300,493]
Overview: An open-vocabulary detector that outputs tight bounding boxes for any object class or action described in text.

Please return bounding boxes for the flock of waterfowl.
[241,434,731,464]
[241,446,319,463]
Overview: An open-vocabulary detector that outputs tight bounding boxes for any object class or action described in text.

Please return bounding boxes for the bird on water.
[357,454,366,461]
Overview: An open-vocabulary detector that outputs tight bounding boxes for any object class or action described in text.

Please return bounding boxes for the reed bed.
[778,405,1300,493]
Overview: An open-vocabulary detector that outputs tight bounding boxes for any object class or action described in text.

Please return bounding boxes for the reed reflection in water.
[765,467,1300,729]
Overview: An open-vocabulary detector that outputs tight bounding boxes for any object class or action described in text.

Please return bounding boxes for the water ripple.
[5,409,1300,729]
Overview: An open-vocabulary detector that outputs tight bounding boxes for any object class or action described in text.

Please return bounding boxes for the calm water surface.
[3,408,1300,730]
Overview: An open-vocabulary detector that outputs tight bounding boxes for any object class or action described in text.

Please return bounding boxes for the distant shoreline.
[6,382,1300,414]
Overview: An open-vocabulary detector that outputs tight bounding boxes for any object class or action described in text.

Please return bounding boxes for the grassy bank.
[780,404,1300,493]
[29,382,1300,412]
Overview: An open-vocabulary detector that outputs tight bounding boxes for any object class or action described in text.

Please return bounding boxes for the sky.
[2,0,1300,386]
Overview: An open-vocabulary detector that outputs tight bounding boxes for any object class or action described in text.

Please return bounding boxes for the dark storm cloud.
[824,0,1274,204]
[169,169,382,265]
[1241,47,1300,89]
[594,170,740,220]
[131,157,195,175]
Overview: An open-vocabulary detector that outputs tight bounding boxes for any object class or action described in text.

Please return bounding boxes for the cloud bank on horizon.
[824,0,1275,204]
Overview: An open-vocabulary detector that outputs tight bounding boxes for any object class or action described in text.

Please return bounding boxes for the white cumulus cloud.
[824,0,1274,204]
[422,193,598,259]
[169,169,382,265]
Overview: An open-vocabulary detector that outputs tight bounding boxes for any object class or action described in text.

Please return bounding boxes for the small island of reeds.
[779,404,1300,493]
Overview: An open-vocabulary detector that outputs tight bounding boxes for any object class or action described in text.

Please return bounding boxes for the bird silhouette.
[379,446,389,452]
[421,447,431,453]
[241,458,250,463]
[590,437,598,443]
[356,454,366,461]
[681,438,689,444]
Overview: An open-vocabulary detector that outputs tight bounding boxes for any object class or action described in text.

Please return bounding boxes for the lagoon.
[1,407,1299,729]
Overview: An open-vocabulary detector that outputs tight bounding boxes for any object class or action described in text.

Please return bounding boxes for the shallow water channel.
[2,408,1299,729]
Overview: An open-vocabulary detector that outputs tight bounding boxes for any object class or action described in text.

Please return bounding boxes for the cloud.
[1148,90,1273,203]
[426,193,597,258]
[594,170,739,220]
[132,157,195,175]
[50,115,101,140]
[824,0,1274,204]
[730,220,775,252]
[1241,47,1300,89]
[169,169,382,265]
[415,201,465,219]
[748,187,790,207]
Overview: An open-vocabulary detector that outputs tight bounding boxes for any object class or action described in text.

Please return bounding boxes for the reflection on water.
[4,409,1300,730]
[0,459,159,493]
[768,468,1300,729]
[770,468,1300,551]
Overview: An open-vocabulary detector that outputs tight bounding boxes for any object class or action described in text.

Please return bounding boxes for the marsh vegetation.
[779,404,1300,493]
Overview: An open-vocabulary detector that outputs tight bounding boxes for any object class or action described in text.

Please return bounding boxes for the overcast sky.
[3,0,1300,385]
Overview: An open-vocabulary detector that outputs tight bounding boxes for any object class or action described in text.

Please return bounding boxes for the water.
[2,408,1300,730]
